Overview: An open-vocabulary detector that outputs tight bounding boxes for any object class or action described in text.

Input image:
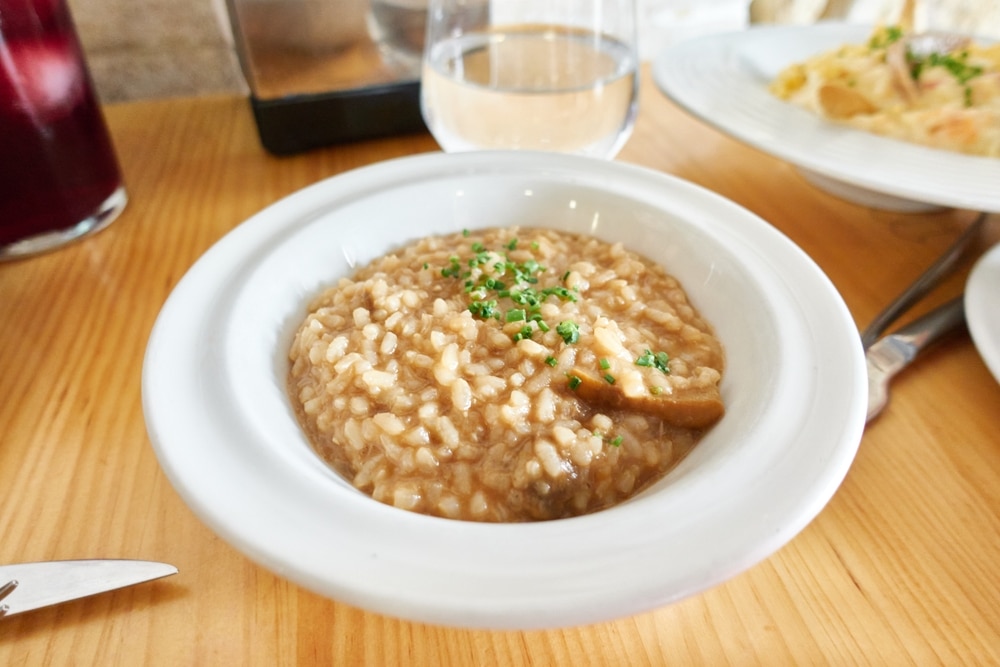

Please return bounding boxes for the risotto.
[287,227,725,522]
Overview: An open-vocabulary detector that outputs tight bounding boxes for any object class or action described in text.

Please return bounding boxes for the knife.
[0,559,177,618]
[866,297,967,422]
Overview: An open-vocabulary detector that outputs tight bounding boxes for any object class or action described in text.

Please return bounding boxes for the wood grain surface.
[1,66,998,665]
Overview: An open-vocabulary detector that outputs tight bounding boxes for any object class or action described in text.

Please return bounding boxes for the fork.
[860,211,986,350]
[863,212,987,422]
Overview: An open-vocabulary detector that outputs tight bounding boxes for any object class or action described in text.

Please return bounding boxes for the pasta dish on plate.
[770,25,1000,157]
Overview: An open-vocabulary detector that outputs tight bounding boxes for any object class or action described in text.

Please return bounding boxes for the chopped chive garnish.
[654,351,670,374]
[512,325,534,342]
[636,349,670,374]
[422,262,429,270]
[868,25,903,49]
[541,285,577,302]
[545,356,558,367]
[611,435,623,446]
[568,374,582,390]
[603,373,616,385]
[441,256,462,278]
[441,234,595,351]
[468,299,498,319]
[599,358,611,370]
[556,321,579,345]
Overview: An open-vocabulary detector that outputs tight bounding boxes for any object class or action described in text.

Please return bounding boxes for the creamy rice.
[288,227,725,522]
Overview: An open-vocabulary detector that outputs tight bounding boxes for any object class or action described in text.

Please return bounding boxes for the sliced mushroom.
[567,368,724,430]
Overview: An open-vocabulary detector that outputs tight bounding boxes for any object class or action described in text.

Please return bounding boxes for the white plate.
[142,151,866,629]
[652,22,1000,213]
[966,242,1000,384]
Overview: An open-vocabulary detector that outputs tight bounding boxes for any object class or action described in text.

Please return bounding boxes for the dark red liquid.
[0,0,122,247]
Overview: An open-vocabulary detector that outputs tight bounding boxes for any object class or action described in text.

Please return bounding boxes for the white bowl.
[142,151,866,629]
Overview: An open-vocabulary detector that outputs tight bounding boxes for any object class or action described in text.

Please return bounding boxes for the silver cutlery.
[866,297,966,422]
[863,212,989,422]
[0,559,177,618]
[860,211,985,350]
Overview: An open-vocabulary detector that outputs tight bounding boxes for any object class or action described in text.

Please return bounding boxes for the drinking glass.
[0,0,127,260]
[368,0,429,76]
[420,0,638,158]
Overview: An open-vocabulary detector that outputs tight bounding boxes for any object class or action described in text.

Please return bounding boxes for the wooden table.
[2,67,999,664]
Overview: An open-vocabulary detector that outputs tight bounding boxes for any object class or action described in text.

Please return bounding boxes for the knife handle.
[890,297,967,354]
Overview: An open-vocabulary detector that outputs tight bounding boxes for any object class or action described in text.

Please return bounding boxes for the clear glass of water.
[420,0,638,159]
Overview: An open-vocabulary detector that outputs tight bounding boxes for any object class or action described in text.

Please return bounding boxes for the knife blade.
[0,559,177,617]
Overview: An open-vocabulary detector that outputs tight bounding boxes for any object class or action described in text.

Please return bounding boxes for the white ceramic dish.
[142,151,867,629]
[966,242,1000,384]
[652,22,1000,213]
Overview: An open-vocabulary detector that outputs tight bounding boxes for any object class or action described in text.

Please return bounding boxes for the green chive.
[599,358,610,370]
[654,351,670,374]
[545,356,558,367]
[556,321,579,345]
[636,349,670,374]
[603,373,616,385]
[568,375,582,390]
[468,299,498,319]
[611,435,623,446]
[441,257,462,278]
[513,325,534,342]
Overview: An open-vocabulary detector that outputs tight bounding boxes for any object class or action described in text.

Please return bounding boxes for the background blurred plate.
[653,22,1000,213]
[966,242,1000,384]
